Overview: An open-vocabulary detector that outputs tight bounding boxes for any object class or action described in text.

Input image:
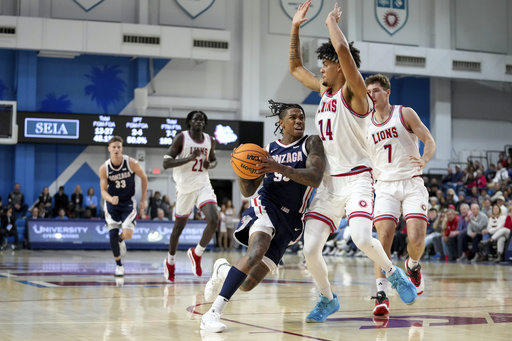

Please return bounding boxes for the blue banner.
[27,219,213,250]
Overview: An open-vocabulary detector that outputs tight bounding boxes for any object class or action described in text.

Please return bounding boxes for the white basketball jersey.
[367,105,421,181]
[316,87,374,175]
[172,131,212,193]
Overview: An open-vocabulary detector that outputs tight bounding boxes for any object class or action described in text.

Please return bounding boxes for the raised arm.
[256,135,326,188]
[326,3,368,115]
[402,107,436,171]
[289,0,322,92]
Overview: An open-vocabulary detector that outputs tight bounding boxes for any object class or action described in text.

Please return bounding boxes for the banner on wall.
[176,0,215,19]
[27,219,213,250]
[280,0,323,27]
[375,0,409,36]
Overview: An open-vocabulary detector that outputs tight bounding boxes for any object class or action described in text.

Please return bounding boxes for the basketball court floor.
[0,249,510,340]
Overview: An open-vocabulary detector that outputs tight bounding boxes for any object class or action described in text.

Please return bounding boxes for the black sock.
[116,259,122,266]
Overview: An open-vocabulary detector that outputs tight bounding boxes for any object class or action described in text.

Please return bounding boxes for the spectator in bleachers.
[491,191,507,215]
[455,192,468,212]
[447,203,470,261]
[485,163,497,184]
[56,208,68,220]
[8,183,28,218]
[37,202,49,218]
[433,208,459,260]
[28,206,39,219]
[428,196,440,212]
[445,189,457,208]
[136,207,150,220]
[498,152,507,168]
[36,187,52,217]
[477,203,505,261]
[467,169,487,190]
[0,206,18,250]
[70,185,84,218]
[148,191,163,220]
[423,208,440,258]
[467,186,480,206]
[161,195,174,220]
[478,188,490,207]
[479,205,512,263]
[53,186,69,217]
[464,203,488,261]
[481,198,492,217]
[441,167,456,190]
[84,187,98,217]
[153,208,169,221]
[489,162,509,187]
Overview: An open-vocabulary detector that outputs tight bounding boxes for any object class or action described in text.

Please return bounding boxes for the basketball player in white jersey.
[289,1,417,322]
[366,74,436,315]
[162,110,219,282]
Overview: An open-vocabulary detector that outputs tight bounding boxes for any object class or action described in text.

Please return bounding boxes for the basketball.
[231,143,268,179]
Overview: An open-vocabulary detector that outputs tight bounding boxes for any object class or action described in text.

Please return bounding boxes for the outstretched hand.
[326,2,342,24]
[292,0,311,27]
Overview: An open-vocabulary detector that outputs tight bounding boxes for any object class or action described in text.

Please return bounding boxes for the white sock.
[167,253,175,265]
[211,295,229,315]
[376,278,388,294]
[195,244,206,257]
[407,258,419,270]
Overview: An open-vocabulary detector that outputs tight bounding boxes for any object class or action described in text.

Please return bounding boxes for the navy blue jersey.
[258,135,313,214]
[105,155,136,206]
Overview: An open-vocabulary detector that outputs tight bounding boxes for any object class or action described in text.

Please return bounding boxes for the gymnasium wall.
[0,0,511,209]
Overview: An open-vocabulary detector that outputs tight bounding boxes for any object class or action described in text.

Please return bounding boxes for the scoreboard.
[17,112,263,150]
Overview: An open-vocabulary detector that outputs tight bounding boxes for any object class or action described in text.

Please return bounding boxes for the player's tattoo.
[289,34,301,60]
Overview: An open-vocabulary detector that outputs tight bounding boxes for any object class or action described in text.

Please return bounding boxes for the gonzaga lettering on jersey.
[258,135,313,214]
[367,105,421,181]
[105,155,136,205]
[172,130,212,193]
[316,87,374,175]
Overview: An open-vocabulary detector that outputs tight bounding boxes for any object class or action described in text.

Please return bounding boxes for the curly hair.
[186,110,208,129]
[315,39,361,69]
[267,99,305,135]
[365,73,391,91]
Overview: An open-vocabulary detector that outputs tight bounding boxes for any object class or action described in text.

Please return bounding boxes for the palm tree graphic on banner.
[84,64,126,114]
[40,93,73,113]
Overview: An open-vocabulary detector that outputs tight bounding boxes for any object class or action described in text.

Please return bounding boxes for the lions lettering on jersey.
[371,127,398,144]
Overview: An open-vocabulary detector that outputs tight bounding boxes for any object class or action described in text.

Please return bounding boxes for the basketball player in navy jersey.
[99,136,148,277]
[289,1,417,322]
[366,74,436,315]
[162,110,219,282]
[200,100,326,333]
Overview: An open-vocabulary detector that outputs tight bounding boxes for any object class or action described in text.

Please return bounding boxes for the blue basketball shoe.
[383,266,417,304]
[305,293,340,323]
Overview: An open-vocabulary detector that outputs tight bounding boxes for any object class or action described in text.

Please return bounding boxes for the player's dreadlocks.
[267,99,305,135]
[315,39,361,69]
[186,110,208,129]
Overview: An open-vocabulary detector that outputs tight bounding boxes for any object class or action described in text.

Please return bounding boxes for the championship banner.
[375,0,408,36]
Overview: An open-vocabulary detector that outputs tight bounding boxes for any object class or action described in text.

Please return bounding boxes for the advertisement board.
[27,219,212,250]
